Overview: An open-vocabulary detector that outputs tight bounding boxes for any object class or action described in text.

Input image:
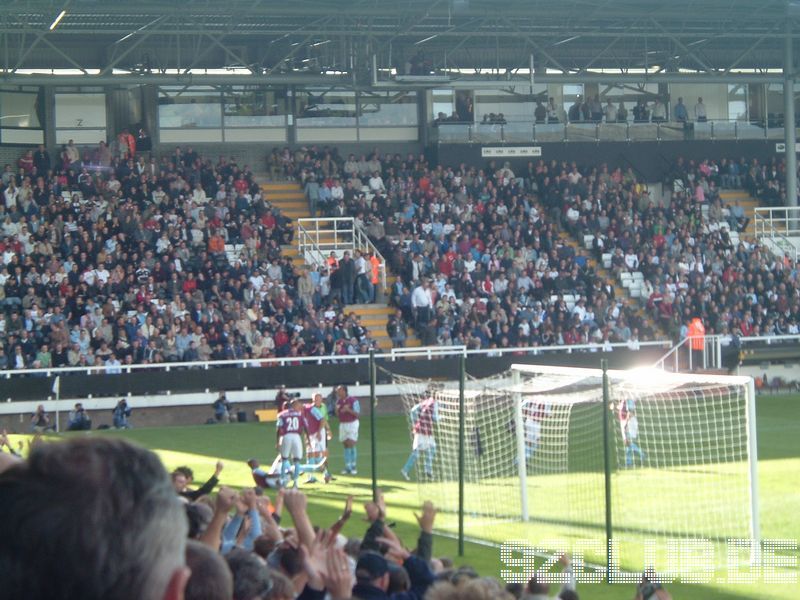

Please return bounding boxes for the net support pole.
[785,16,797,208]
[600,359,613,583]
[369,349,378,502]
[458,353,466,557]
[746,376,761,557]
[512,368,529,521]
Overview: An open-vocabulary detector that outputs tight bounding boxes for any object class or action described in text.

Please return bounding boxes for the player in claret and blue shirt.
[304,392,333,484]
[401,389,439,481]
[276,398,308,488]
[335,384,361,475]
[618,398,646,467]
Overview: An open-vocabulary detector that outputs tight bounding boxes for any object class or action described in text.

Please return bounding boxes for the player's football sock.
[343,447,352,471]
[631,443,645,461]
[292,460,300,488]
[280,459,290,483]
[351,447,357,470]
[402,450,418,474]
[423,448,434,475]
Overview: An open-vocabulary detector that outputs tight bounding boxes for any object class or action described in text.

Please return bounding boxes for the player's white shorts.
[308,432,327,454]
[339,420,359,443]
[280,433,303,460]
[525,419,541,444]
[412,433,435,451]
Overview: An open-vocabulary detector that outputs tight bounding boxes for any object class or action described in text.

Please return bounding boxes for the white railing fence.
[0,340,673,380]
[654,333,800,372]
[296,217,387,290]
[754,206,800,262]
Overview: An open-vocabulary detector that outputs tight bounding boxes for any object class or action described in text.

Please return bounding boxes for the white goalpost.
[390,363,759,560]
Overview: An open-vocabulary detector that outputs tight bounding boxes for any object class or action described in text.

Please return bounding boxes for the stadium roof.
[0,0,797,85]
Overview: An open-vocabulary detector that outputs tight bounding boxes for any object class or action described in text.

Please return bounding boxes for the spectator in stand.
[651,99,667,123]
[616,101,629,123]
[633,99,650,123]
[694,97,707,122]
[338,251,356,305]
[674,97,688,123]
[604,99,617,123]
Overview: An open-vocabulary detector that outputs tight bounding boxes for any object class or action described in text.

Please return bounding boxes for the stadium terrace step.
[261,182,303,192]
[346,304,394,315]
[265,192,306,201]
[539,199,668,338]
[271,200,307,209]
[347,303,422,349]
[719,190,759,237]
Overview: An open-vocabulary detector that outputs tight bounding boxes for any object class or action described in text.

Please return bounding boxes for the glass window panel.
[358,91,417,126]
[158,88,222,128]
[296,88,357,127]
[597,84,660,122]
[432,89,454,121]
[728,84,748,121]
[0,91,41,128]
[562,84,584,116]
[222,86,288,127]
[474,86,546,123]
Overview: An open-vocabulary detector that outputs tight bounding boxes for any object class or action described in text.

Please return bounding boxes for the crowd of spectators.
[575,155,799,341]
[300,148,799,348]
[0,436,678,600]
[299,149,656,351]
[2,136,798,371]
[0,140,385,372]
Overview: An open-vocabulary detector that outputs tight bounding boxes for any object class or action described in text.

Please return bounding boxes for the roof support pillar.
[785,17,797,207]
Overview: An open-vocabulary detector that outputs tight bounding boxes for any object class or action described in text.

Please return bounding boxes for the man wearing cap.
[353,496,436,599]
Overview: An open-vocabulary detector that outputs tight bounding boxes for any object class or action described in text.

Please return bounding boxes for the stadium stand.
[0,139,797,370]
[298,149,796,352]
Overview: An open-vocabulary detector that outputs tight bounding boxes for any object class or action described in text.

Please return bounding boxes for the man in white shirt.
[368,171,385,193]
[624,250,639,272]
[94,264,110,286]
[411,280,433,325]
[354,250,372,304]
[694,97,707,122]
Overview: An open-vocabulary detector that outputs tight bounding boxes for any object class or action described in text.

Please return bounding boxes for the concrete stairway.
[346,303,422,351]
[259,180,421,351]
[719,189,759,238]
[554,229,668,339]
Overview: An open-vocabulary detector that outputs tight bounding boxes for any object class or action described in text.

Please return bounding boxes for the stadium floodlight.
[388,362,759,569]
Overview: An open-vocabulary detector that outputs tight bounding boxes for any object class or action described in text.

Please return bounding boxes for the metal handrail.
[753,206,800,261]
[0,340,673,379]
[434,118,772,144]
[654,333,800,372]
[297,217,388,291]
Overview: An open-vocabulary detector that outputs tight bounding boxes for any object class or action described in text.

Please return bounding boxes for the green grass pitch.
[14,393,798,600]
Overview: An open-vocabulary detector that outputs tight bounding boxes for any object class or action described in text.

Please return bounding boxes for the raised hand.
[215,486,236,514]
[323,547,354,600]
[413,500,437,533]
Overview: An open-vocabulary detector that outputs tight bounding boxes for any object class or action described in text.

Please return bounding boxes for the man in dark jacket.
[172,461,224,501]
[353,493,436,599]
[338,251,356,305]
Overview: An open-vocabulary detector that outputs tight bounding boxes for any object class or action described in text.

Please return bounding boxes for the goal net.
[388,364,758,561]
